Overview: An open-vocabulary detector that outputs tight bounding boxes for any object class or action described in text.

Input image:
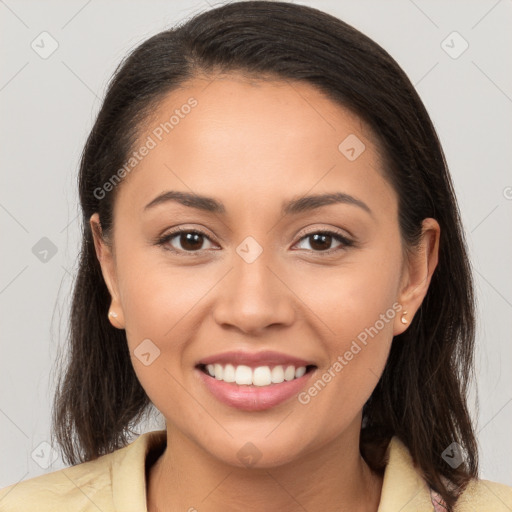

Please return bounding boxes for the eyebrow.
[144,190,373,217]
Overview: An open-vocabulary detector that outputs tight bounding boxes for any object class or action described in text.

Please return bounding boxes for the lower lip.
[195,367,315,411]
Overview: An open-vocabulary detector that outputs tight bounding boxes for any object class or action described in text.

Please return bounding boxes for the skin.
[90,74,440,512]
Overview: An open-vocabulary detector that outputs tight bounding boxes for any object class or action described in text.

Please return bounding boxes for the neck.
[147,421,383,512]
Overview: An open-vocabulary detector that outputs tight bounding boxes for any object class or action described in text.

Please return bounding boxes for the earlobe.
[393,306,409,336]
[107,308,125,329]
[394,218,440,335]
[89,213,126,329]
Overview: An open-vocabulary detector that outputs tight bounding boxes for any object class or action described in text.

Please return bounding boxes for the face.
[91,74,439,468]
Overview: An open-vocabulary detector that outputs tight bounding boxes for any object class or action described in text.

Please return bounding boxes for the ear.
[393,218,440,335]
[89,213,125,329]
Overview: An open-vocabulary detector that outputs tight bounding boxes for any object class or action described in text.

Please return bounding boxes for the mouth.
[194,356,318,412]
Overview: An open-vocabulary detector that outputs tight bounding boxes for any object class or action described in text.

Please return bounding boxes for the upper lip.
[196,350,316,369]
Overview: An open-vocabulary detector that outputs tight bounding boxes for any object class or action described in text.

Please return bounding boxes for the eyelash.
[155,228,355,256]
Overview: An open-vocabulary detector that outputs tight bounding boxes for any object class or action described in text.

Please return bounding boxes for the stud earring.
[109,311,118,319]
[400,311,408,324]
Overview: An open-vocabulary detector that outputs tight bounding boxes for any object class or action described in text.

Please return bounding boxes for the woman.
[1,1,510,511]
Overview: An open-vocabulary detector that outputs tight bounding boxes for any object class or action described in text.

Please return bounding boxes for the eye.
[156,229,216,254]
[293,230,354,253]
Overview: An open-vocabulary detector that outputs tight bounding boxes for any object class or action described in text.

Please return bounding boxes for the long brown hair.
[52,2,478,509]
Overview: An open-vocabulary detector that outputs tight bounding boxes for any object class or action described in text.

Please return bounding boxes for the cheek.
[294,238,402,427]
[115,253,205,420]
[296,238,402,345]
[117,247,205,341]
[115,249,219,398]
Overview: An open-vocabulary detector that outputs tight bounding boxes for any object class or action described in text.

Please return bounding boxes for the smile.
[194,351,318,411]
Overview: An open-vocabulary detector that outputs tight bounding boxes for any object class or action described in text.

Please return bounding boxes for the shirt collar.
[112,429,167,511]
[377,436,433,511]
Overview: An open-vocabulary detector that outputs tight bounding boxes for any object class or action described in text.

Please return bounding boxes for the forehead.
[113,74,394,217]
[147,73,374,151]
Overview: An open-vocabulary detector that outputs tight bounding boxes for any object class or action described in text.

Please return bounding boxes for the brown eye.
[294,231,353,253]
[157,229,216,253]
[174,232,206,251]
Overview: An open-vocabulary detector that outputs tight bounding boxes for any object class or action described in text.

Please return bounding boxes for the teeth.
[235,365,252,385]
[271,365,284,383]
[253,366,272,386]
[214,364,223,380]
[203,364,308,386]
[223,363,236,383]
[295,366,306,378]
[284,365,295,381]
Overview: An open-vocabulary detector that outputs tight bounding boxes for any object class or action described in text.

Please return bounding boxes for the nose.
[212,253,296,335]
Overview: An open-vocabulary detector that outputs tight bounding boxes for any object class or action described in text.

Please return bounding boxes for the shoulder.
[454,478,512,511]
[0,430,166,511]
[430,479,512,511]
[384,437,512,511]
[0,450,117,512]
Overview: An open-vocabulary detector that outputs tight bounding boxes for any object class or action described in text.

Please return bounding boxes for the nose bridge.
[213,240,295,333]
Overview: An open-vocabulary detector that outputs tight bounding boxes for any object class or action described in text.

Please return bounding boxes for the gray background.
[1,0,511,490]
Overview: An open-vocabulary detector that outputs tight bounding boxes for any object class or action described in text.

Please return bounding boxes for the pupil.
[310,233,331,251]
[182,232,202,250]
